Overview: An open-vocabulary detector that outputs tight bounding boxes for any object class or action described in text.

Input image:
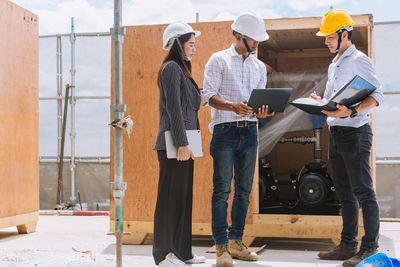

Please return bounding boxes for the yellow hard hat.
[316,9,355,36]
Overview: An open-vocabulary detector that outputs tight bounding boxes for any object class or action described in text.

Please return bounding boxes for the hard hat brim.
[316,31,328,37]
[237,31,269,42]
[255,31,269,42]
[194,30,201,37]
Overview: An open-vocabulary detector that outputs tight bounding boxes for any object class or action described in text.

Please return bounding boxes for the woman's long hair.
[157,33,194,84]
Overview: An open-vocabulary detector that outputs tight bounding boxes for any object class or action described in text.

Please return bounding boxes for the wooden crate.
[110,14,374,245]
[0,0,39,233]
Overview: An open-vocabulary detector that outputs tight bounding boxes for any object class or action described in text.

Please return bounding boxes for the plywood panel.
[111,21,253,224]
[0,0,39,221]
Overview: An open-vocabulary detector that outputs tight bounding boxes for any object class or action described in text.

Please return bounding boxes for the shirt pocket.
[336,65,354,88]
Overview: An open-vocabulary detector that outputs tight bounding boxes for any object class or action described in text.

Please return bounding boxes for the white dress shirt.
[323,44,384,128]
[203,44,267,133]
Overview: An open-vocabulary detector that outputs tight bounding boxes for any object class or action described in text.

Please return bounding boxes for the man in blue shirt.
[310,9,384,267]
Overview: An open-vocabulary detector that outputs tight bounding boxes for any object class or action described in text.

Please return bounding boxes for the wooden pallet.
[0,211,39,234]
[111,214,364,246]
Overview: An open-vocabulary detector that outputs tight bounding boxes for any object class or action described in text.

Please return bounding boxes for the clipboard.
[248,88,293,113]
[165,130,203,159]
[290,75,376,115]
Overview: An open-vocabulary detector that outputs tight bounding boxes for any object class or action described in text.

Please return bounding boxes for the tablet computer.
[165,130,203,159]
[248,88,293,113]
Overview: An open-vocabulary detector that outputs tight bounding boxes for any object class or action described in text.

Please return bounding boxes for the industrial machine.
[259,115,340,215]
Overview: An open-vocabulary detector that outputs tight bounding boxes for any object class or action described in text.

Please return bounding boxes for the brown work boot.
[342,248,377,267]
[318,245,357,260]
[216,243,233,267]
[229,239,258,261]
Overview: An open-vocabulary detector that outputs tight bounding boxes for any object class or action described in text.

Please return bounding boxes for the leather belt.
[217,121,257,128]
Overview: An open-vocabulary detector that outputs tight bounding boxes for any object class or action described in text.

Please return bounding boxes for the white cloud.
[214,11,236,21]
[287,0,345,12]
[12,0,197,35]
[11,0,57,10]
[12,0,283,35]
[123,0,195,25]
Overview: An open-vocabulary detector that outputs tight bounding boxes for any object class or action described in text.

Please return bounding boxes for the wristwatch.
[350,107,358,118]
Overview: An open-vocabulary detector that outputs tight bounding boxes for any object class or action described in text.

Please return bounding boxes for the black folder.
[290,75,376,115]
[248,88,293,113]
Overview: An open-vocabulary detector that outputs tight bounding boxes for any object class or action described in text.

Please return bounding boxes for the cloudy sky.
[12,0,400,35]
[10,0,400,158]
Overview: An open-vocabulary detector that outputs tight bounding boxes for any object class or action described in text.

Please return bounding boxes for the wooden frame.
[110,14,374,245]
[0,0,39,234]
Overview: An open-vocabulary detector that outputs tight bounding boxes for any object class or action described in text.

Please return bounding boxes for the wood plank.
[264,14,372,31]
[265,48,332,59]
[0,0,39,220]
[265,36,281,50]
[111,214,364,244]
[248,214,364,239]
[0,211,39,231]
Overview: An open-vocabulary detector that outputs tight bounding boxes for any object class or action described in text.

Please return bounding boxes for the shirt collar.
[332,44,356,63]
[229,44,242,57]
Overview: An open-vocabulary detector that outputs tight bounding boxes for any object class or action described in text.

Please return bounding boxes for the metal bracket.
[111,181,127,198]
[111,181,127,191]
[107,232,131,236]
[110,27,126,42]
[110,27,126,36]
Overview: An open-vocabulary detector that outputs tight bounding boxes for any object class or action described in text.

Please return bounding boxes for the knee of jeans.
[234,186,251,201]
[233,194,250,207]
[353,187,377,203]
[212,183,231,202]
[336,190,358,204]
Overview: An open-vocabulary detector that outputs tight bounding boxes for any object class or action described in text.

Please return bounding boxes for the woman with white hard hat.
[152,21,205,267]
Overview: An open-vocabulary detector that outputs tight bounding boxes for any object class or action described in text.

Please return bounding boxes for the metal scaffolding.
[109,1,127,266]
[39,26,112,208]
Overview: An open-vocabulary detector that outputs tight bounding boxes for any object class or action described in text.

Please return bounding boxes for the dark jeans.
[153,150,194,265]
[210,123,258,245]
[329,124,379,250]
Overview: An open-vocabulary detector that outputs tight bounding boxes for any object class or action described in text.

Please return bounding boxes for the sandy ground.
[0,215,399,267]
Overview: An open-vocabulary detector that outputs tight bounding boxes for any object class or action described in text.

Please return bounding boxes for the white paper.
[292,97,324,106]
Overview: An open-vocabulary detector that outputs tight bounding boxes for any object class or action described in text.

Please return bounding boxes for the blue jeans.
[210,123,258,245]
[329,124,379,250]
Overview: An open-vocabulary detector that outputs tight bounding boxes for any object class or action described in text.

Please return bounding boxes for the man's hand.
[321,104,351,118]
[232,100,254,116]
[255,105,275,118]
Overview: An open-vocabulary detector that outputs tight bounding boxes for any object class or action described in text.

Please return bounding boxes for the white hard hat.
[163,21,201,50]
[231,12,269,42]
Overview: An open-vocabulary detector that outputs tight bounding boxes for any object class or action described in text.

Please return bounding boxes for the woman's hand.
[177,145,194,161]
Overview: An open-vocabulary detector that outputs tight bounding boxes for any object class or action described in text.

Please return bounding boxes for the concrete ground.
[0,215,399,267]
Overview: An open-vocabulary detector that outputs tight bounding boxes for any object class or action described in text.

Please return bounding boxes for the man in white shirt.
[203,12,274,267]
[310,9,384,267]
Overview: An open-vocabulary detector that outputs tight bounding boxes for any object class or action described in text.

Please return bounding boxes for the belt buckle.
[236,121,247,127]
